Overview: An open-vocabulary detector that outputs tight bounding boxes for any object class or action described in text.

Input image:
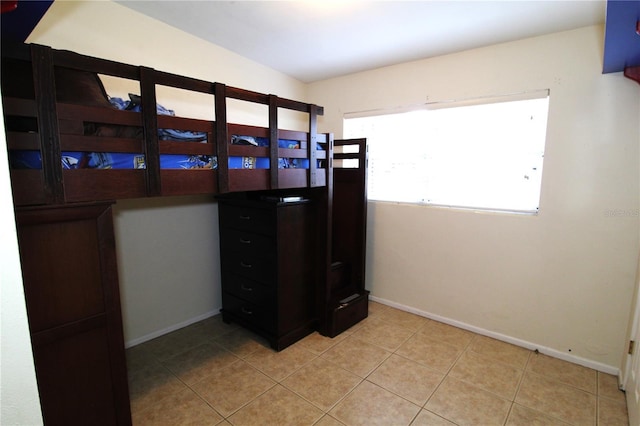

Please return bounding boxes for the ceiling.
[116,0,607,83]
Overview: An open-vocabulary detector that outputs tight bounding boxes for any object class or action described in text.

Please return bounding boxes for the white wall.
[26,0,309,344]
[309,25,640,371]
[0,102,43,423]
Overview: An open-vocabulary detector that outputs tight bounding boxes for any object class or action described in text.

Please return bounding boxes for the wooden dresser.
[15,202,131,425]
[218,197,317,350]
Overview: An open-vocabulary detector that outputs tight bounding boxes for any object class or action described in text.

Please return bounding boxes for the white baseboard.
[369,295,620,376]
[124,307,221,348]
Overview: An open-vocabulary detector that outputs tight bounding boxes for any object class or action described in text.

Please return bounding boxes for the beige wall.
[0,104,43,424]
[26,0,310,344]
[309,25,640,371]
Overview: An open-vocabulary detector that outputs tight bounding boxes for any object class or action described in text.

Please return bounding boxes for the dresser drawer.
[219,204,273,235]
[223,273,272,306]
[219,228,274,258]
[221,251,275,284]
[223,292,275,333]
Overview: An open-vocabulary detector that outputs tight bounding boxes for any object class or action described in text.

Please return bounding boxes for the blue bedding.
[9,151,311,170]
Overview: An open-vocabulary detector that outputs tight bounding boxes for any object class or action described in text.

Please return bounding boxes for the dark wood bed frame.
[2,42,367,425]
[2,42,330,205]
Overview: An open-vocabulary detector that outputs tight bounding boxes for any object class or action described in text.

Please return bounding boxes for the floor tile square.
[190,360,275,417]
[425,376,512,425]
[160,341,239,385]
[132,388,222,425]
[282,357,362,411]
[418,321,474,350]
[314,415,347,426]
[228,384,323,426]
[599,372,626,402]
[350,318,414,351]
[128,362,189,413]
[214,327,270,358]
[321,335,391,377]
[396,332,462,373]
[375,307,428,331]
[598,395,630,426]
[293,331,347,355]
[505,403,571,425]
[448,350,523,400]
[515,372,596,425]
[244,344,316,381]
[329,381,421,426]
[468,335,531,370]
[367,354,444,406]
[527,353,597,394]
[410,409,456,426]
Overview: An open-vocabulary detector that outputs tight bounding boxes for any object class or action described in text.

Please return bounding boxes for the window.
[343,91,549,214]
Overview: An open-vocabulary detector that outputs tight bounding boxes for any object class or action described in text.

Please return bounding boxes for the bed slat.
[160,169,217,196]
[63,169,146,202]
[60,135,143,153]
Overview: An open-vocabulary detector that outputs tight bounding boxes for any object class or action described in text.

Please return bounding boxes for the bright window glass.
[344,92,549,213]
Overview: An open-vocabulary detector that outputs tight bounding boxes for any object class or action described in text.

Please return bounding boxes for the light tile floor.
[126,301,630,425]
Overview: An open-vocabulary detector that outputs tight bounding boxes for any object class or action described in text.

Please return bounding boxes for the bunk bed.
[1,42,330,207]
[2,42,368,425]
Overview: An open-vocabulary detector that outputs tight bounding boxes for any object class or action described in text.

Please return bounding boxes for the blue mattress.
[9,151,311,170]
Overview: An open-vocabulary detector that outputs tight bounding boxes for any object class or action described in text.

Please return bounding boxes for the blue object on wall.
[603,0,640,73]
[1,0,53,43]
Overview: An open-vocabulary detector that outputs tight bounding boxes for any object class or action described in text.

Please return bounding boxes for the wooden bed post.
[139,67,161,197]
[268,94,279,189]
[318,132,334,335]
[214,82,230,193]
[30,44,64,204]
[308,105,318,187]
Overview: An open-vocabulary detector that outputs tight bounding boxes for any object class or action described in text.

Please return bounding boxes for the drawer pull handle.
[239,238,251,244]
[240,261,252,268]
[239,215,251,220]
[241,307,253,315]
[240,284,253,292]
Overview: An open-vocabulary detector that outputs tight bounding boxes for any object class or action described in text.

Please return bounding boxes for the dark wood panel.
[279,148,307,159]
[219,227,274,256]
[223,273,273,306]
[221,251,276,285]
[278,129,307,141]
[275,202,315,335]
[228,145,269,157]
[157,114,215,132]
[9,169,46,206]
[228,169,270,192]
[16,203,131,425]
[158,140,215,155]
[18,218,105,332]
[160,169,218,196]
[60,135,143,153]
[56,103,142,126]
[228,123,269,138]
[63,169,146,202]
[222,292,276,333]
[33,327,119,426]
[278,169,308,189]
[218,202,274,235]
